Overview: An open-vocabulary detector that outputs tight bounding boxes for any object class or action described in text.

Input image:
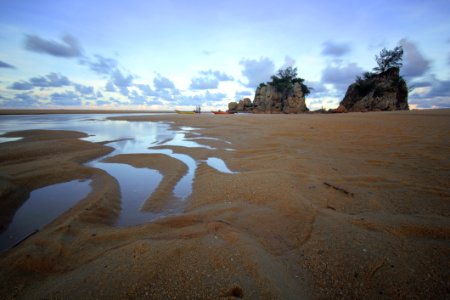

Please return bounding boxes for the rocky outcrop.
[283,82,309,114]
[229,82,308,114]
[228,98,253,113]
[253,82,308,113]
[228,101,238,112]
[339,67,408,112]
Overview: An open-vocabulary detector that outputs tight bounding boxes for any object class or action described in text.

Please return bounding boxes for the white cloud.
[51,91,82,106]
[24,34,83,58]
[74,84,94,95]
[80,54,118,75]
[240,57,275,88]
[177,91,227,106]
[190,70,233,90]
[281,56,296,69]
[135,84,153,96]
[0,60,15,69]
[190,77,219,90]
[399,38,430,78]
[154,74,176,90]
[321,62,364,93]
[9,73,71,90]
[1,92,39,107]
[322,41,351,57]
[105,81,116,92]
[110,69,133,87]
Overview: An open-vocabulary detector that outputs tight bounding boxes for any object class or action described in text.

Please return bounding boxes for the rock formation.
[253,82,308,113]
[229,82,308,114]
[228,101,238,112]
[338,67,408,112]
[228,98,253,113]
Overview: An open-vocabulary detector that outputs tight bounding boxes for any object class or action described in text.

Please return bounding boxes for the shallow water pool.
[0,179,91,251]
[0,114,237,249]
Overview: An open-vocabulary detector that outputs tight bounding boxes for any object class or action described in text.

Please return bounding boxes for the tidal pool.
[91,162,164,227]
[0,179,91,251]
[206,157,237,174]
[0,114,237,248]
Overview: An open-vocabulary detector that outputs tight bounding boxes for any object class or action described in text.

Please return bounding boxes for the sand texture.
[0,110,449,299]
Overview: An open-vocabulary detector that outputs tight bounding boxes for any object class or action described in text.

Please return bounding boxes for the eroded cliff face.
[228,98,252,113]
[283,82,309,114]
[253,84,279,113]
[253,82,308,113]
[339,67,409,112]
[229,82,308,114]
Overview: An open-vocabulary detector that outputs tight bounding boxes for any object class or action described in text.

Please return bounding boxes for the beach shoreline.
[0,109,449,299]
[0,109,174,115]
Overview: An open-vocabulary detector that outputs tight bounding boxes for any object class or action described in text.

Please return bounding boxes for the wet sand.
[0,110,449,299]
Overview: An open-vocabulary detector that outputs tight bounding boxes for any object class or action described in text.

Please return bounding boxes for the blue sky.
[0,0,449,110]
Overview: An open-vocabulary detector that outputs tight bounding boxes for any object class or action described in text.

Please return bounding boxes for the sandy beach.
[0,110,449,299]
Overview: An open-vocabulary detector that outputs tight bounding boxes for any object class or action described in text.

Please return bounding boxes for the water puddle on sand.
[91,162,164,227]
[0,137,21,143]
[0,180,91,251]
[0,114,238,241]
[85,123,219,226]
[206,157,237,174]
[88,123,235,226]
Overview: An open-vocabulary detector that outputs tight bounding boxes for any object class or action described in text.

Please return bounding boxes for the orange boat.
[212,111,234,115]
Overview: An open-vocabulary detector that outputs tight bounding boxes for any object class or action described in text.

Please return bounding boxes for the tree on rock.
[262,66,311,112]
[249,66,310,113]
[373,46,404,73]
[228,66,310,114]
[338,45,409,112]
[268,67,311,97]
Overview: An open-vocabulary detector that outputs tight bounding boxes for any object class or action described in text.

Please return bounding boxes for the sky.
[0,0,449,111]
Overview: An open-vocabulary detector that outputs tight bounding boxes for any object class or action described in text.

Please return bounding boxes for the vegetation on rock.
[249,67,311,112]
[262,67,311,97]
[338,46,409,112]
[373,46,404,73]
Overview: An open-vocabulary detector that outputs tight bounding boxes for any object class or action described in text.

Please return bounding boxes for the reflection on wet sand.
[0,114,238,246]
[0,180,91,251]
[89,121,238,226]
